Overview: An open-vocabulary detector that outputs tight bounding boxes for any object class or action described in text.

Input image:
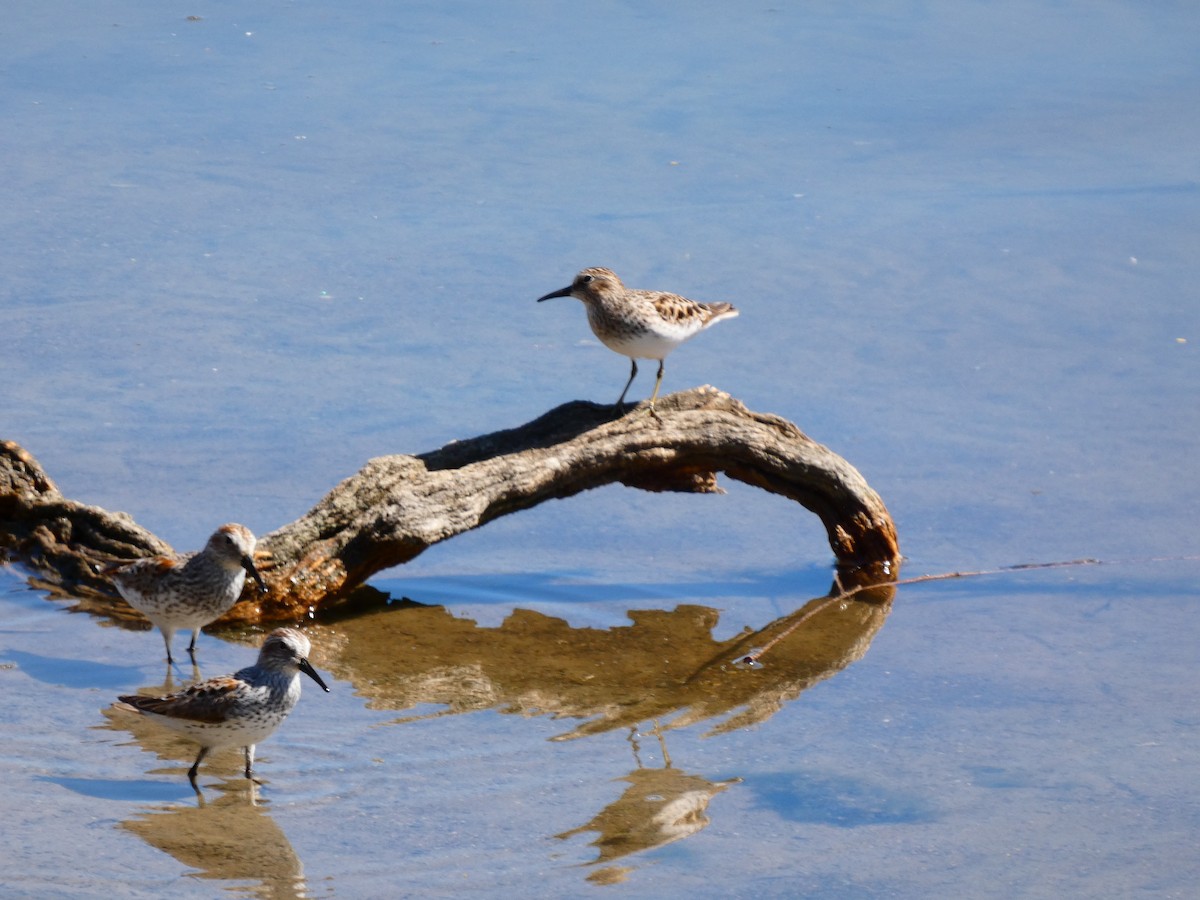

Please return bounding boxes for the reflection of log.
[307,571,895,739]
[1,388,898,622]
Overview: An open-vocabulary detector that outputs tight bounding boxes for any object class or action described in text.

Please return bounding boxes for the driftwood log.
[1,387,899,623]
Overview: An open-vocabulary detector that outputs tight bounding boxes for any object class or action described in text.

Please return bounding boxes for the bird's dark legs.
[614,359,665,420]
[615,359,638,408]
[184,630,203,672]
[188,747,209,786]
[185,745,259,787]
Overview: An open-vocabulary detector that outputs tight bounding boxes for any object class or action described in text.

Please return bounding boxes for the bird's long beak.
[536,285,573,302]
[242,556,269,593]
[300,658,331,692]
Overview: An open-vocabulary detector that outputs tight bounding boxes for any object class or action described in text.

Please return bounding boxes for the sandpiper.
[116,627,330,786]
[537,267,739,412]
[107,523,267,664]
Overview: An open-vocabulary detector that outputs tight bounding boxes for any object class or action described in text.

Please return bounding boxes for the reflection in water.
[121,781,311,900]
[306,572,894,873]
[99,571,895,881]
[556,728,739,883]
[316,573,895,742]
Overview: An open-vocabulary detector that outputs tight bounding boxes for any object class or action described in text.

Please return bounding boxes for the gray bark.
[1,388,898,622]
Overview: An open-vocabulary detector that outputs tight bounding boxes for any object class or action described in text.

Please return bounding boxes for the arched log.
[0,387,899,622]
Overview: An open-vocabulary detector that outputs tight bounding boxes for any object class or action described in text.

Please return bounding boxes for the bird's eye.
[580,274,594,284]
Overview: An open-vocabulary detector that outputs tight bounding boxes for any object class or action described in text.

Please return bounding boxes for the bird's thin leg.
[244,744,256,780]
[188,746,209,785]
[615,359,638,408]
[645,360,666,420]
[648,360,666,405]
[161,628,176,666]
[186,629,200,663]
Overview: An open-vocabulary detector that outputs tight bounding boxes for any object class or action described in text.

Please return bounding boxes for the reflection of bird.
[537,267,739,412]
[116,627,330,786]
[556,765,737,866]
[107,523,267,664]
[122,782,308,896]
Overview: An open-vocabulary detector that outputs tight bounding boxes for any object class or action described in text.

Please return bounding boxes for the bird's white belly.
[595,321,697,361]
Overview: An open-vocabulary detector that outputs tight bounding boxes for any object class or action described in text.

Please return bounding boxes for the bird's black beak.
[243,556,269,593]
[300,657,331,692]
[536,285,573,302]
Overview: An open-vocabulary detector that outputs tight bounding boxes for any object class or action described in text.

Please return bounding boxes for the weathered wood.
[1,387,899,622]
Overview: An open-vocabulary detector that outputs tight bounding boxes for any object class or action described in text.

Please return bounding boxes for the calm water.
[2,2,1197,897]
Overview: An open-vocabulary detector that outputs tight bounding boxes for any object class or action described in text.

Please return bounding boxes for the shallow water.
[4,562,1197,897]
[3,1,1198,897]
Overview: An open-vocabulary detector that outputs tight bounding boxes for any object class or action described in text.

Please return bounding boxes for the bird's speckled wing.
[118,675,246,724]
[644,291,738,326]
[106,556,180,578]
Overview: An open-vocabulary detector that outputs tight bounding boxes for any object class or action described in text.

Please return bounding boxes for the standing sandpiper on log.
[116,627,330,787]
[107,523,268,664]
[537,267,739,413]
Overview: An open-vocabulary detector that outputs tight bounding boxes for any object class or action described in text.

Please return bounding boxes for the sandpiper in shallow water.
[116,627,330,785]
[107,523,267,664]
[537,267,739,412]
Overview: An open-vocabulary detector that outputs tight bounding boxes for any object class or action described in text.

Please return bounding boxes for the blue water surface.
[1,2,1197,897]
